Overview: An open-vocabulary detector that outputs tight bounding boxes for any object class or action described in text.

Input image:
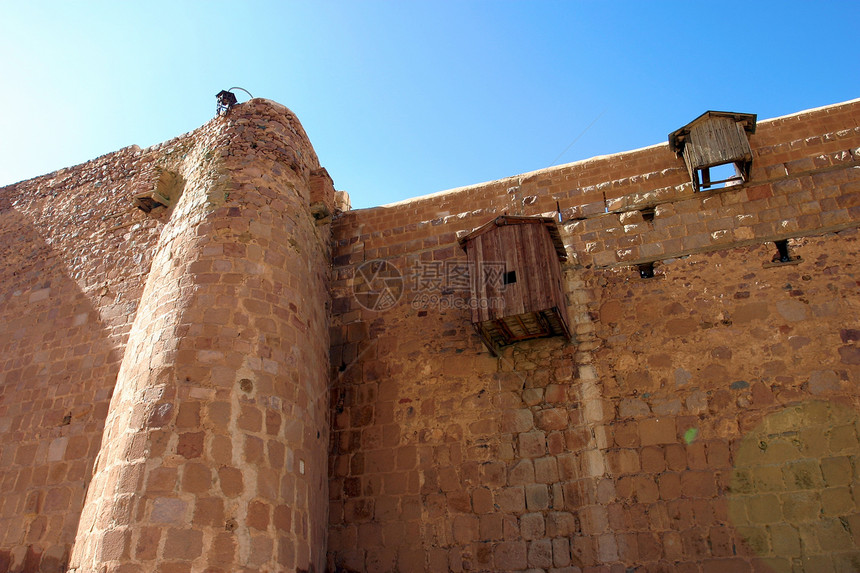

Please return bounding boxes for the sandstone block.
[520,512,546,540]
[494,541,527,570]
[495,486,525,513]
[525,484,549,511]
[527,539,553,568]
[546,511,576,537]
[534,456,560,484]
[552,536,572,567]
[162,528,203,560]
[502,409,534,434]
[452,515,479,544]
[639,418,676,446]
[536,408,568,431]
[518,431,546,458]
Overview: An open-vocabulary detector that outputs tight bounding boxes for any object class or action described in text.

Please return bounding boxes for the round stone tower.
[69,100,332,572]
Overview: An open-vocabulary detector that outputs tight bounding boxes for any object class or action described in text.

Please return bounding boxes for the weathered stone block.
[520,512,546,540]
[495,486,526,513]
[519,431,548,458]
[494,541,527,570]
[639,418,677,446]
[534,456,560,484]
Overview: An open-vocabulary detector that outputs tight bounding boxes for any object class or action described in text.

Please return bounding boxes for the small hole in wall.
[773,240,792,263]
[239,378,253,393]
[641,208,655,222]
[638,262,655,279]
[225,518,238,532]
[503,270,517,285]
[764,239,801,267]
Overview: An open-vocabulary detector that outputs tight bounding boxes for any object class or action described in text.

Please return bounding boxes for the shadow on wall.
[0,196,122,572]
[729,401,860,571]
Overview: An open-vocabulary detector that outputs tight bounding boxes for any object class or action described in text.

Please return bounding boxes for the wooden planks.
[686,116,753,168]
[669,111,757,192]
[461,215,572,353]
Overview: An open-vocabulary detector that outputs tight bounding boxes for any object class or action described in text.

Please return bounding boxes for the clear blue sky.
[1,1,857,209]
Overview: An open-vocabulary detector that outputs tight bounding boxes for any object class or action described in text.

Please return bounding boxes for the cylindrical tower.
[70,100,331,572]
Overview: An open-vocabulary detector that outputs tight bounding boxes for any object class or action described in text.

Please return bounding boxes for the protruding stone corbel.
[133,169,184,213]
[309,167,336,225]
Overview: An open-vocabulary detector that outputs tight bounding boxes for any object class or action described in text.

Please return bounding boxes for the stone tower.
[67,100,333,572]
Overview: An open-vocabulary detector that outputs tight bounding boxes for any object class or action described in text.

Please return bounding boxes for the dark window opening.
[641,207,655,222]
[773,240,793,263]
[504,270,517,285]
[764,239,802,267]
[638,262,655,279]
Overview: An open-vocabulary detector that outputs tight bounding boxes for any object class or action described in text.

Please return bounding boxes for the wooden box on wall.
[669,111,757,191]
[458,215,571,355]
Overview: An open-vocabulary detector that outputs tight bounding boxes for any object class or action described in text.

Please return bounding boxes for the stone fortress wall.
[325,98,860,572]
[0,97,858,572]
[0,100,334,572]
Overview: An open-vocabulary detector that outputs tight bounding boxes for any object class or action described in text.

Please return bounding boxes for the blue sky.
[1,1,857,209]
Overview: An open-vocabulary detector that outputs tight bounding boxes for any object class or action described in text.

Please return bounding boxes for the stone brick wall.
[326,99,860,571]
[1,100,333,572]
[0,96,858,573]
[0,140,176,571]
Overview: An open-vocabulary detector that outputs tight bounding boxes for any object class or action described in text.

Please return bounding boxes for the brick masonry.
[0,98,858,572]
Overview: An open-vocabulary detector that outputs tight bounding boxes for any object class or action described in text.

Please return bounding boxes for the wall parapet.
[331,99,860,273]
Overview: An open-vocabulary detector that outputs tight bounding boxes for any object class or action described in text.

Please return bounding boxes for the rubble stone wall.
[326,99,860,572]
